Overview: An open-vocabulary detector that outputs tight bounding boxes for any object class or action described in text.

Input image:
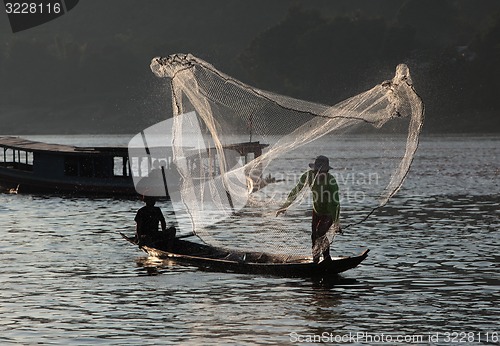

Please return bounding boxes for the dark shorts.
[311,211,333,260]
[311,211,333,240]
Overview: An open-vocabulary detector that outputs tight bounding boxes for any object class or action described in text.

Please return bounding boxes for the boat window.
[1,148,13,165]
[130,156,150,177]
[64,157,78,176]
[93,158,107,178]
[79,157,94,177]
[1,149,7,164]
[17,151,33,166]
[1,148,33,170]
[1,149,7,167]
[65,157,113,178]
[114,156,129,176]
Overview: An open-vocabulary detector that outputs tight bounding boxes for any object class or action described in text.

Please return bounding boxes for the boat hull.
[0,136,138,196]
[121,233,369,277]
[0,167,136,195]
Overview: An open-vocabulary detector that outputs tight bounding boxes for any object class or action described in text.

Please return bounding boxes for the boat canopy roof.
[0,136,128,156]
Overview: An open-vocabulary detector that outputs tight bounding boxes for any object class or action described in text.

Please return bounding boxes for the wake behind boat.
[120,232,369,277]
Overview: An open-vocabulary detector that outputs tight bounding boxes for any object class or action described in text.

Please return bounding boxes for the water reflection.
[0,136,499,344]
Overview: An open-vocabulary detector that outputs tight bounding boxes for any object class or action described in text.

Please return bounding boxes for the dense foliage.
[0,0,498,133]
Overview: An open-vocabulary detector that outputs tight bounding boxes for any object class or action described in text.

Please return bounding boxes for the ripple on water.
[0,188,499,343]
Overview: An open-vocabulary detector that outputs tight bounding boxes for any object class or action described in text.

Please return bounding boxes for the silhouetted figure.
[277,155,340,263]
[135,196,176,249]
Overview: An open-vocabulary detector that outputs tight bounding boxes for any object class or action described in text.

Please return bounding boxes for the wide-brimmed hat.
[309,155,332,172]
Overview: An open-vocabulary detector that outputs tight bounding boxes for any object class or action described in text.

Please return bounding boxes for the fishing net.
[145,53,424,258]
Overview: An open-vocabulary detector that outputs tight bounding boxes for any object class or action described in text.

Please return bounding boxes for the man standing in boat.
[276,155,341,263]
[135,196,176,249]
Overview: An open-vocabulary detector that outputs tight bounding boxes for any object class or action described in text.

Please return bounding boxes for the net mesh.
[150,53,424,258]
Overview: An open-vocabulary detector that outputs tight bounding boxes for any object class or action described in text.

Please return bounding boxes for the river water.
[0,134,498,345]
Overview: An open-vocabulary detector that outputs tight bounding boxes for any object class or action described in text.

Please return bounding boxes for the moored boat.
[0,136,270,196]
[120,232,369,277]
[0,136,136,195]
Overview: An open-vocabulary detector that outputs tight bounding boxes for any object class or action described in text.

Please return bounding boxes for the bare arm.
[158,208,167,231]
[276,171,309,216]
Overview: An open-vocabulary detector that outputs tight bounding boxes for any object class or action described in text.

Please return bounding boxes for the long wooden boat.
[120,232,369,277]
[0,136,270,196]
[0,136,136,195]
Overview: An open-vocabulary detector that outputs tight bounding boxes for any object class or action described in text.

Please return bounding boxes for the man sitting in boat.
[135,196,176,249]
[276,155,341,264]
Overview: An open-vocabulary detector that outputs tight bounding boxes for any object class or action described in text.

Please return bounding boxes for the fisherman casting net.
[143,53,424,259]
